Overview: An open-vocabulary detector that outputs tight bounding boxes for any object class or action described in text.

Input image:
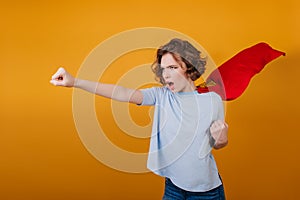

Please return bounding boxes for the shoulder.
[140,86,172,105]
[141,86,170,95]
[196,91,222,99]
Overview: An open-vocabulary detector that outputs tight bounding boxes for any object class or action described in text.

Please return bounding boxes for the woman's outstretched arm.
[50,67,143,104]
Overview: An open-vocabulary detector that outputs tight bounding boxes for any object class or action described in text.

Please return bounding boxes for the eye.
[168,65,178,69]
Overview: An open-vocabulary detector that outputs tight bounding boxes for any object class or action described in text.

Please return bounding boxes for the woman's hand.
[50,67,75,87]
[210,120,228,149]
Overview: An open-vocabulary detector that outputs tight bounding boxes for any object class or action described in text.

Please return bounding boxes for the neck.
[184,80,196,92]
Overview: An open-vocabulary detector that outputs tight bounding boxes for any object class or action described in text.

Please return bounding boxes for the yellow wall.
[1,0,299,199]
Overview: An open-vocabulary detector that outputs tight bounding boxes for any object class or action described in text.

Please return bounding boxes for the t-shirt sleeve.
[213,92,225,121]
[139,87,161,106]
[217,98,224,120]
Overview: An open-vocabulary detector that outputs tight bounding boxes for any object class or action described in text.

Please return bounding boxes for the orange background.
[1,0,299,199]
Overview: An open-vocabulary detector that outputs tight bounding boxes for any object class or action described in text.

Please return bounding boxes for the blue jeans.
[162,178,226,200]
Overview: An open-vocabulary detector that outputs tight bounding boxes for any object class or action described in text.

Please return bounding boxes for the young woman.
[50,38,228,200]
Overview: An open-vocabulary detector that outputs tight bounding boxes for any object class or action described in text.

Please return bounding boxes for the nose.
[162,68,170,80]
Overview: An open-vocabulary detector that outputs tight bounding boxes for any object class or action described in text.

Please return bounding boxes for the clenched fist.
[210,120,228,149]
[50,67,75,87]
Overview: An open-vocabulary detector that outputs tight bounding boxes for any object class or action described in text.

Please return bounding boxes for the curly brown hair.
[151,38,207,85]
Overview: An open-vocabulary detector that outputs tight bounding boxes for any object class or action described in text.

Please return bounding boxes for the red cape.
[197,42,285,100]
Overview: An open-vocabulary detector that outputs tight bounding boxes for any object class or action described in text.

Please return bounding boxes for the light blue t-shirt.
[141,87,224,192]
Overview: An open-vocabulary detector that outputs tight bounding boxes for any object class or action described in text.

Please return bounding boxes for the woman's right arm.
[50,67,143,104]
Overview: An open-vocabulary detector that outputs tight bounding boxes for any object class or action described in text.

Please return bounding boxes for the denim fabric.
[162,178,225,200]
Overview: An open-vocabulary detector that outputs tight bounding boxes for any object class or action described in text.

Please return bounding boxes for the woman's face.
[161,53,195,93]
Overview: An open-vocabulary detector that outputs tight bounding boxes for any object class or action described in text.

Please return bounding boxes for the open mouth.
[166,82,175,90]
[167,82,174,86]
